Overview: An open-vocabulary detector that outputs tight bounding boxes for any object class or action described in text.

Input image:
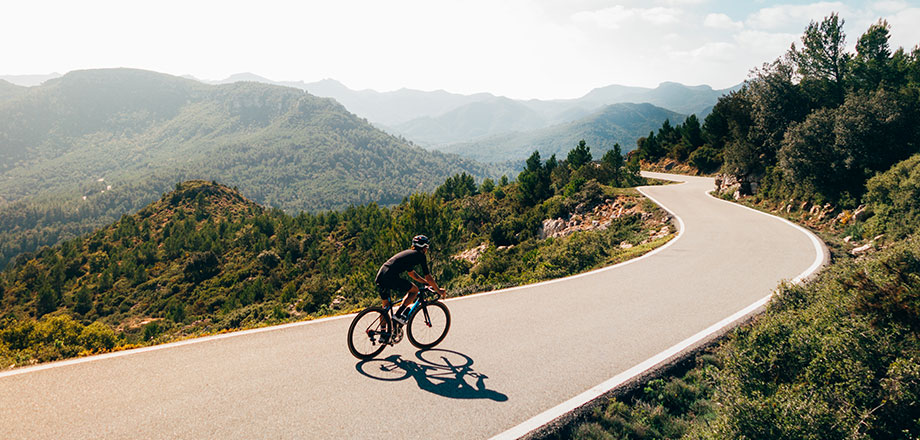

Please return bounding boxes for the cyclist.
[375,234,446,325]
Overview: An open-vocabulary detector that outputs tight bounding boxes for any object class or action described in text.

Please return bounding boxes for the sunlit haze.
[4,0,920,99]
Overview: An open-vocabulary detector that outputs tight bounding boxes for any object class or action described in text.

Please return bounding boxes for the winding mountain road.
[0,173,824,439]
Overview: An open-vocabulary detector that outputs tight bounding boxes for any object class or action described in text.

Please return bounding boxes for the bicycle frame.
[381,285,437,344]
[348,284,450,359]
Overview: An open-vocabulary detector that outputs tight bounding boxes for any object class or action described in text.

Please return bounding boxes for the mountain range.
[3,71,739,162]
[440,103,685,163]
[186,73,739,154]
[0,68,498,268]
[0,68,493,209]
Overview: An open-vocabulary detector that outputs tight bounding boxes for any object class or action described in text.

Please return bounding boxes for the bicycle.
[347,285,451,360]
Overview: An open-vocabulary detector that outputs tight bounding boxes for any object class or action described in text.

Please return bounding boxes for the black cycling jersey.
[375,248,429,300]
[377,248,430,279]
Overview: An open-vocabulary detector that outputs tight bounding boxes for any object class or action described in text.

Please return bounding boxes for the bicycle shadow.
[355,349,508,402]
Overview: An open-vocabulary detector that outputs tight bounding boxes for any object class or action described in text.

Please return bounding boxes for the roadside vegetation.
[571,235,920,440]
[0,142,673,369]
[566,12,920,439]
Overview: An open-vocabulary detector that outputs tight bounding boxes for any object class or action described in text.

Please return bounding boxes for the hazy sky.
[4,0,919,99]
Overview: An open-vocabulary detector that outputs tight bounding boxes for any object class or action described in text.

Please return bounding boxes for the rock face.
[715,174,757,199]
[452,194,674,267]
[852,205,870,222]
[538,198,645,239]
[643,225,671,244]
[454,243,488,265]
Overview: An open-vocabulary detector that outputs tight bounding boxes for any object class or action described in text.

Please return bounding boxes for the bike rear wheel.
[347,307,390,360]
[407,301,450,349]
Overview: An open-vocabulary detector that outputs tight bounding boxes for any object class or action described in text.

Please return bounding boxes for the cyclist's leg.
[377,283,393,310]
[394,278,418,317]
[373,284,394,342]
[399,283,420,309]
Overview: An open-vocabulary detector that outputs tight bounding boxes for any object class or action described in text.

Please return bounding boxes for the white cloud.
[746,2,852,31]
[872,1,909,13]
[885,7,920,50]
[572,5,635,29]
[7,0,919,100]
[734,30,800,56]
[662,0,707,5]
[704,13,744,30]
[641,7,683,25]
[671,42,738,63]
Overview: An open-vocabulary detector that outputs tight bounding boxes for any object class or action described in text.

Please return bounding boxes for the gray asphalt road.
[0,173,823,439]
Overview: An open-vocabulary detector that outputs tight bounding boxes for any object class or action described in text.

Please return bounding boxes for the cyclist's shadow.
[355,349,508,402]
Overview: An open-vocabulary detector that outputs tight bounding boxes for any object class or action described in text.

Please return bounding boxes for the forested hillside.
[392,96,548,145]
[387,84,724,149]
[0,144,672,368]
[633,14,920,208]
[199,73,734,147]
[0,80,26,102]
[441,103,684,163]
[570,14,920,440]
[0,68,499,268]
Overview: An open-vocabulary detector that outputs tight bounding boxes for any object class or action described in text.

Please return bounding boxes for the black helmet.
[412,235,430,249]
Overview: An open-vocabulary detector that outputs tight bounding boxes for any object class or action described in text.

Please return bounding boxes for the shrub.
[184,251,220,282]
[257,250,281,270]
[689,146,722,174]
[710,238,920,439]
[79,322,117,351]
[864,154,920,239]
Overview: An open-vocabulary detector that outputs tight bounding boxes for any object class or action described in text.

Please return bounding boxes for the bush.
[257,250,281,270]
[710,238,920,439]
[864,154,920,239]
[79,322,117,351]
[184,251,220,282]
[689,146,722,174]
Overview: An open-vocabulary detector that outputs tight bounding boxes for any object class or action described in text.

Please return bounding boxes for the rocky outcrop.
[453,195,674,267]
[539,198,645,239]
[641,225,671,245]
[714,174,757,199]
[454,243,488,265]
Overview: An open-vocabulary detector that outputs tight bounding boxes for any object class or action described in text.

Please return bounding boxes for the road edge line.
[444,181,687,303]
[0,181,689,379]
[490,176,827,440]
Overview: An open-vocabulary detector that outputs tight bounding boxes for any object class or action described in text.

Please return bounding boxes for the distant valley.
[0,68,735,267]
[440,103,685,163]
[0,68,497,268]
[4,72,739,163]
[173,73,739,159]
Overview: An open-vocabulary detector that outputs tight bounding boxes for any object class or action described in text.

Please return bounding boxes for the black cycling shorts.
[375,274,412,302]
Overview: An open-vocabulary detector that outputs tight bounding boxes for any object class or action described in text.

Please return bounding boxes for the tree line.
[634,13,920,208]
[0,141,664,367]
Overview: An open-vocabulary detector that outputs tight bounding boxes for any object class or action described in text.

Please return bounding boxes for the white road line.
[0,314,353,379]
[1,183,690,379]
[490,178,827,440]
[447,181,688,302]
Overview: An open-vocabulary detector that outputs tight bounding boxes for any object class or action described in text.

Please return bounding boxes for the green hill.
[0,79,26,103]
[392,96,548,145]
[0,68,494,208]
[0,68,500,268]
[0,151,668,366]
[204,73,736,145]
[439,103,685,163]
[578,81,738,115]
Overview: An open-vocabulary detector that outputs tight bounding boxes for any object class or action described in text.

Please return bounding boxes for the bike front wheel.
[407,301,451,349]
[347,307,390,360]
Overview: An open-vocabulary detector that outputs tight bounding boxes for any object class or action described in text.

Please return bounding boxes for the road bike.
[347,285,451,360]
